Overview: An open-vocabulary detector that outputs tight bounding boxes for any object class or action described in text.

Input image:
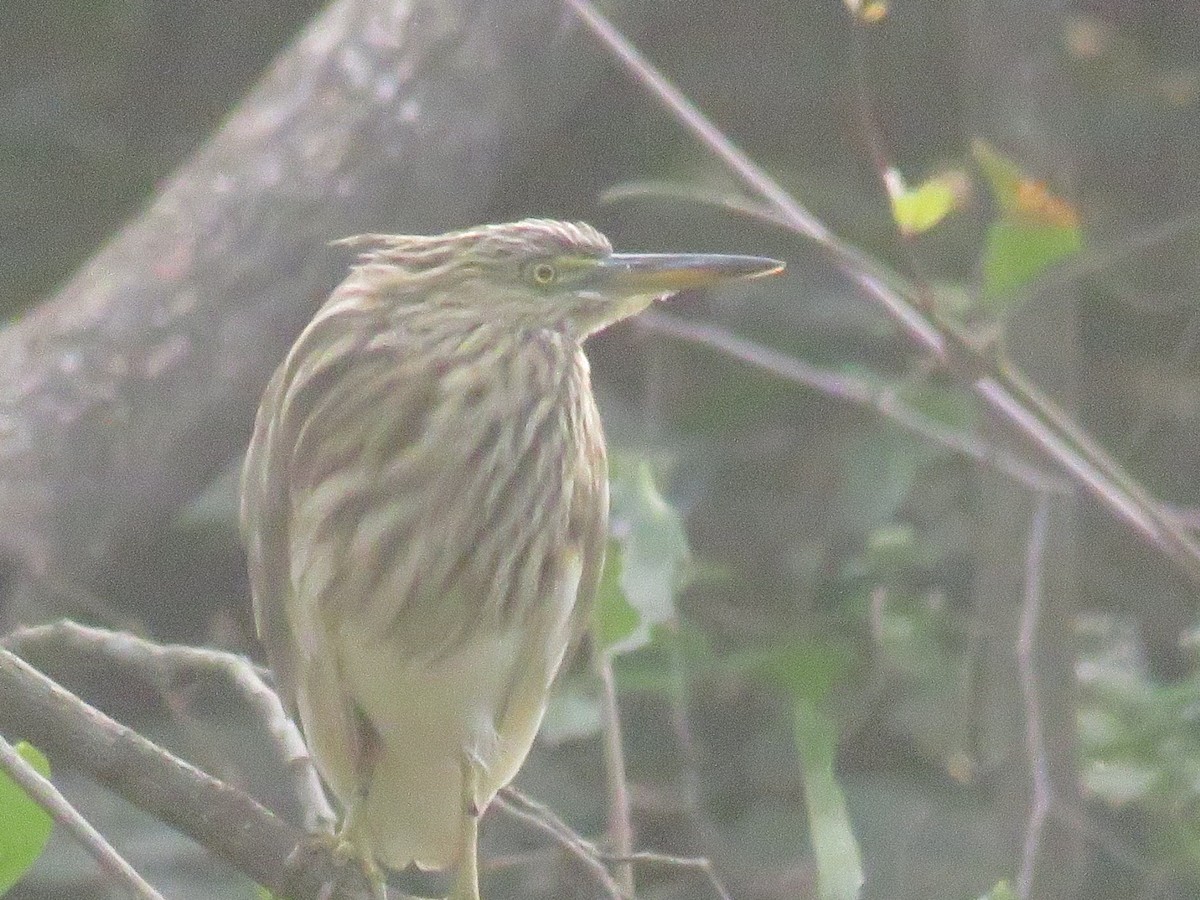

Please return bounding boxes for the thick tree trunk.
[0,0,607,608]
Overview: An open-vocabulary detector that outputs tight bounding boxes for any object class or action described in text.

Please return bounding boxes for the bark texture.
[0,0,606,607]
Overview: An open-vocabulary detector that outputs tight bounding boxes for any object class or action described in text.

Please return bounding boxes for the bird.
[239,219,784,899]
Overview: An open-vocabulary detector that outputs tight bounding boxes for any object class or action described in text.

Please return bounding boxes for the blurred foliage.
[7,1,1200,900]
[972,141,1083,314]
[0,743,52,896]
[1076,614,1200,882]
[886,169,968,238]
[979,883,1017,900]
[793,700,865,900]
[595,457,692,655]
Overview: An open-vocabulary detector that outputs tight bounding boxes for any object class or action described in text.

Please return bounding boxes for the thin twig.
[564,0,828,248]
[4,620,335,832]
[0,732,166,900]
[603,851,735,900]
[600,180,784,229]
[482,846,562,872]
[845,5,938,315]
[565,0,944,355]
[1015,494,1052,900]
[996,363,1200,583]
[0,645,385,899]
[494,788,629,899]
[972,377,1184,569]
[637,311,1069,496]
[564,0,1200,589]
[595,650,635,896]
[660,621,722,851]
[510,767,733,900]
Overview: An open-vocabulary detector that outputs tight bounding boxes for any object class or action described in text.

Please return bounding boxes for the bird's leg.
[331,715,387,900]
[450,750,484,900]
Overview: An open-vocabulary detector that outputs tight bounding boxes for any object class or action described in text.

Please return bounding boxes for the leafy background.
[4,1,1200,899]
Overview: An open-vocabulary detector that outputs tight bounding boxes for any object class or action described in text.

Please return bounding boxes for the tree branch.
[4,619,335,832]
[0,0,612,599]
[0,646,387,899]
[0,731,165,900]
[565,0,1200,589]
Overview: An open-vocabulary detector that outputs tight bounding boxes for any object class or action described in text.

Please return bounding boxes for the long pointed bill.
[595,252,785,296]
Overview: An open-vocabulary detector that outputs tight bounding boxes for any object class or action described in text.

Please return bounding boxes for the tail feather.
[366,751,463,871]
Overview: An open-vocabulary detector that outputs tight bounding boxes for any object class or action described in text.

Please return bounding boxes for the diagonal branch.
[495,788,629,900]
[0,732,165,900]
[4,620,334,832]
[0,645,388,900]
[636,311,1069,495]
[564,0,1200,588]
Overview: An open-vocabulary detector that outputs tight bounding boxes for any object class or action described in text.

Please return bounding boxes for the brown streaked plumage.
[239,219,783,898]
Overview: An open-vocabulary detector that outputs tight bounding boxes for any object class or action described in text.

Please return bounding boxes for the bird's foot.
[334,832,387,899]
[278,835,386,897]
[283,829,387,900]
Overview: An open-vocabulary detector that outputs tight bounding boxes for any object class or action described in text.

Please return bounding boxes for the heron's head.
[338,219,784,339]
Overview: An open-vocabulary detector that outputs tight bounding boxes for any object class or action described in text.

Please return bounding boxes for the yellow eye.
[531,263,557,285]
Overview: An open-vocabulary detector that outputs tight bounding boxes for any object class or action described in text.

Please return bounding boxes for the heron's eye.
[531,262,557,286]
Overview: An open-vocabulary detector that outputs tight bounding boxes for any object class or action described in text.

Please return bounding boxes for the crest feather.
[334,219,612,274]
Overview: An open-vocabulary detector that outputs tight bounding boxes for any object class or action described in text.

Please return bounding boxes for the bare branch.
[494,787,629,900]
[562,0,836,253]
[4,620,334,832]
[0,732,165,900]
[595,650,635,896]
[564,0,1200,588]
[0,645,388,900]
[637,311,1070,496]
[1016,494,1053,900]
[498,781,735,900]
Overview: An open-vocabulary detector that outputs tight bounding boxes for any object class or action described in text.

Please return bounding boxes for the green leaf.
[971,139,1083,309]
[794,701,863,900]
[541,676,603,744]
[981,218,1082,305]
[978,881,1017,900]
[738,639,854,703]
[0,742,54,895]
[593,543,640,651]
[972,140,1026,217]
[1082,760,1161,805]
[888,170,966,236]
[599,460,690,656]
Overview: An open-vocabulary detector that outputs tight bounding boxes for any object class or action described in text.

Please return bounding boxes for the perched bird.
[240,219,783,898]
